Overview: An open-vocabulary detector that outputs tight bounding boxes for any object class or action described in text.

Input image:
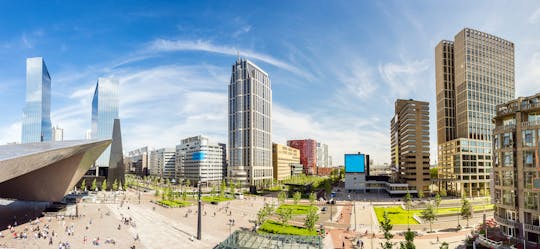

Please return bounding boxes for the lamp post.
[228,219,235,237]
[197,181,202,240]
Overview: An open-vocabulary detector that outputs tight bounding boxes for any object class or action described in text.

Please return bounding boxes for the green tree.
[257,203,275,226]
[278,191,287,204]
[229,182,236,196]
[155,188,160,197]
[439,242,449,249]
[379,210,394,249]
[211,186,216,197]
[80,179,86,191]
[220,180,226,198]
[309,192,317,206]
[186,179,191,187]
[404,191,412,227]
[440,188,447,197]
[161,188,166,201]
[123,181,128,191]
[182,190,188,201]
[324,181,332,198]
[167,187,174,200]
[417,191,424,199]
[304,207,319,231]
[112,179,119,191]
[430,167,438,179]
[293,191,302,205]
[460,197,473,227]
[399,228,416,249]
[434,193,442,213]
[277,207,293,226]
[91,179,97,191]
[101,179,107,191]
[420,203,437,232]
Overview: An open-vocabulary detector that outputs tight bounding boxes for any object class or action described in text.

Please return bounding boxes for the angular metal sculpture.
[107,118,124,187]
[0,139,111,201]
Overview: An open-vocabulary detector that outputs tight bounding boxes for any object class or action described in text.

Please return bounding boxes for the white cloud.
[517,52,540,95]
[529,8,540,23]
[378,59,430,98]
[0,122,20,144]
[335,60,377,100]
[232,25,252,37]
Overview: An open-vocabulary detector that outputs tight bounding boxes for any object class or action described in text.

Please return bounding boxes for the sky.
[0,1,539,165]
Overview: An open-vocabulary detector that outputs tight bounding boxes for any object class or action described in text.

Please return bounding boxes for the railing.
[476,234,503,248]
[524,223,540,232]
[494,215,518,227]
[522,120,540,128]
[494,124,516,133]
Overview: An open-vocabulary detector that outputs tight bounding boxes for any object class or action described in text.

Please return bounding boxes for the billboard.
[345,154,365,173]
[192,151,206,160]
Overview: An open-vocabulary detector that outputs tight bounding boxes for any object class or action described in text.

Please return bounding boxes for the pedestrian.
[342,240,345,249]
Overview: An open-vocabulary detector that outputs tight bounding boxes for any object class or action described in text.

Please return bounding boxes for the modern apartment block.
[390,99,430,193]
[149,148,176,179]
[272,143,300,181]
[493,93,540,244]
[316,142,330,168]
[436,28,515,197]
[127,146,149,176]
[52,125,64,141]
[22,57,52,143]
[176,135,227,185]
[287,139,317,175]
[228,58,273,187]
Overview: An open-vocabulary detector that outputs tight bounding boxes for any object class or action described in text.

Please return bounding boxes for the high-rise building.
[316,142,329,168]
[52,125,63,141]
[390,99,430,193]
[127,147,149,176]
[228,58,272,187]
[493,93,540,244]
[287,139,317,175]
[22,57,52,143]
[436,28,515,197]
[91,77,120,176]
[149,148,176,179]
[176,135,227,185]
[272,143,300,181]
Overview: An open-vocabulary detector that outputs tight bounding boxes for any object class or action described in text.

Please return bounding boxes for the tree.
[277,207,293,226]
[80,179,86,191]
[404,191,412,227]
[293,191,301,205]
[324,181,332,198]
[112,179,119,191]
[101,179,107,191]
[440,188,447,197]
[220,180,226,198]
[434,193,442,213]
[379,210,394,249]
[211,186,216,197]
[399,228,416,249]
[461,197,473,227]
[186,179,191,187]
[123,181,128,191]
[161,188,166,201]
[229,182,236,196]
[417,191,424,199]
[439,242,449,249]
[420,203,437,232]
[309,192,317,206]
[91,179,97,191]
[304,207,319,231]
[430,167,438,179]
[167,187,174,200]
[257,203,275,226]
[155,189,160,197]
[182,190,188,201]
[278,191,287,204]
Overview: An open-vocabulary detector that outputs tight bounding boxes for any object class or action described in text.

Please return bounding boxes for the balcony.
[494,124,515,133]
[494,215,518,227]
[522,120,540,129]
[525,224,540,232]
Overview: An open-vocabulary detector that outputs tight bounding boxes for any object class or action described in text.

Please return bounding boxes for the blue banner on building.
[192,151,206,160]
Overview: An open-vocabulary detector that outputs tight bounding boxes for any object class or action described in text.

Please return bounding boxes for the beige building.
[390,99,430,193]
[493,93,540,244]
[272,143,300,181]
[435,28,515,197]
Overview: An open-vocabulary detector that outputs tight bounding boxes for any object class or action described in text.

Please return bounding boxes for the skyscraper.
[52,125,64,141]
[436,28,515,197]
[22,57,52,143]
[91,77,119,176]
[316,142,329,168]
[287,139,317,175]
[390,99,430,193]
[228,58,272,187]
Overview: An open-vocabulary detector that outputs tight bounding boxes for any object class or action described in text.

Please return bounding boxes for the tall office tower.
[22,57,52,143]
[91,77,120,177]
[493,93,540,244]
[287,139,317,175]
[316,142,329,168]
[149,148,176,179]
[436,28,515,197]
[176,135,227,185]
[52,125,64,141]
[390,99,430,193]
[228,58,272,187]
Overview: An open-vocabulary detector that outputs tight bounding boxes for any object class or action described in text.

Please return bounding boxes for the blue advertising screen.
[192,151,206,160]
[345,154,365,173]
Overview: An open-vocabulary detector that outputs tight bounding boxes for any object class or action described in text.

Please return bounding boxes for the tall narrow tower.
[22,57,52,143]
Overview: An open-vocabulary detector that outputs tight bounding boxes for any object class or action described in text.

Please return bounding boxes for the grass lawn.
[201,196,233,203]
[374,204,495,225]
[157,200,192,208]
[277,204,318,215]
[258,220,317,236]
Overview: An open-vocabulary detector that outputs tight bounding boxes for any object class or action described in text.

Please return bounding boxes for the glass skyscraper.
[91,77,119,170]
[22,57,52,143]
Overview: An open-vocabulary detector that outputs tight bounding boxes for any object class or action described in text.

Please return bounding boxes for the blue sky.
[0,1,539,165]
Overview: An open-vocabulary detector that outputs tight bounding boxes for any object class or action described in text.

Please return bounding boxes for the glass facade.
[91,78,119,167]
[22,57,52,143]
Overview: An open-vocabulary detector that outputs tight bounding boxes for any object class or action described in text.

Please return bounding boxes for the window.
[503,152,513,167]
[523,130,536,147]
[502,132,513,147]
[524,151,534,168]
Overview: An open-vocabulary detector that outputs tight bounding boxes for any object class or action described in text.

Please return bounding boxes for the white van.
[234,192,244,200]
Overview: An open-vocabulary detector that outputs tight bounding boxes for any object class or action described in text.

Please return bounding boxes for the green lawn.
[258,220,317,236]
[157,200,192,208]
[276,204,318,215]
[201,196,233,203]
[374,204,494,225]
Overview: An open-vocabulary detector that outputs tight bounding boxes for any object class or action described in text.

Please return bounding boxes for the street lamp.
[228,219,235,237]
[197,181,202,240]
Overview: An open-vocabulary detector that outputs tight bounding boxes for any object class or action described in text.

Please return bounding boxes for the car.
[321,207,328,211]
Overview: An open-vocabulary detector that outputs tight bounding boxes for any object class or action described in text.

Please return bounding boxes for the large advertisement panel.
[345,154,365,173]
[192,151,206,160]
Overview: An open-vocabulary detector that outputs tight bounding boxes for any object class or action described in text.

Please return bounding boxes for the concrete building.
[272,143,300,181]
[436,28,515,197]
[316,142,329,167]
[149,148,176,179]
[287,139,317,175]
[22,57,52,143]
[52,125,64,141]
[390,99,430,193]
[228,58,273,187]
[493,93,540,244]
[127,146,149,176]
[176,135,226,185]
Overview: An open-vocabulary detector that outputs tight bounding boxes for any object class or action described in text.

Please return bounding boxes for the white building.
[176,135,226,185]
[316,142,329,167]
[149,148,175,179]
[52,126,64,141]
[127,146,149,176]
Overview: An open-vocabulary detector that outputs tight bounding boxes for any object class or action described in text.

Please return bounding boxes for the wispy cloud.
[529,8,540,23]
[335,60,377,100]
[378,59,430,99]
[232,25,252,37]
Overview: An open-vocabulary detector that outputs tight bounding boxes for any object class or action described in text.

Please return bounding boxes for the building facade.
[176,135,226,185]
[287,139,317,175]
[316,142,329,168]
[127,147,149,176]
[22,57,52,143]
[91,78,120,176]
[228,58,273,187]
[390,99,430,193]
[149,148,176,179]
[52,125,64,141]
[436,28,515,197]
[272,143,300,181]
[493,93,540,244]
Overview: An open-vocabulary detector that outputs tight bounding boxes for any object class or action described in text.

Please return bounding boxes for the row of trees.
[277,191,317,206]
[80,178,126,192]
[258,191,319,231]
